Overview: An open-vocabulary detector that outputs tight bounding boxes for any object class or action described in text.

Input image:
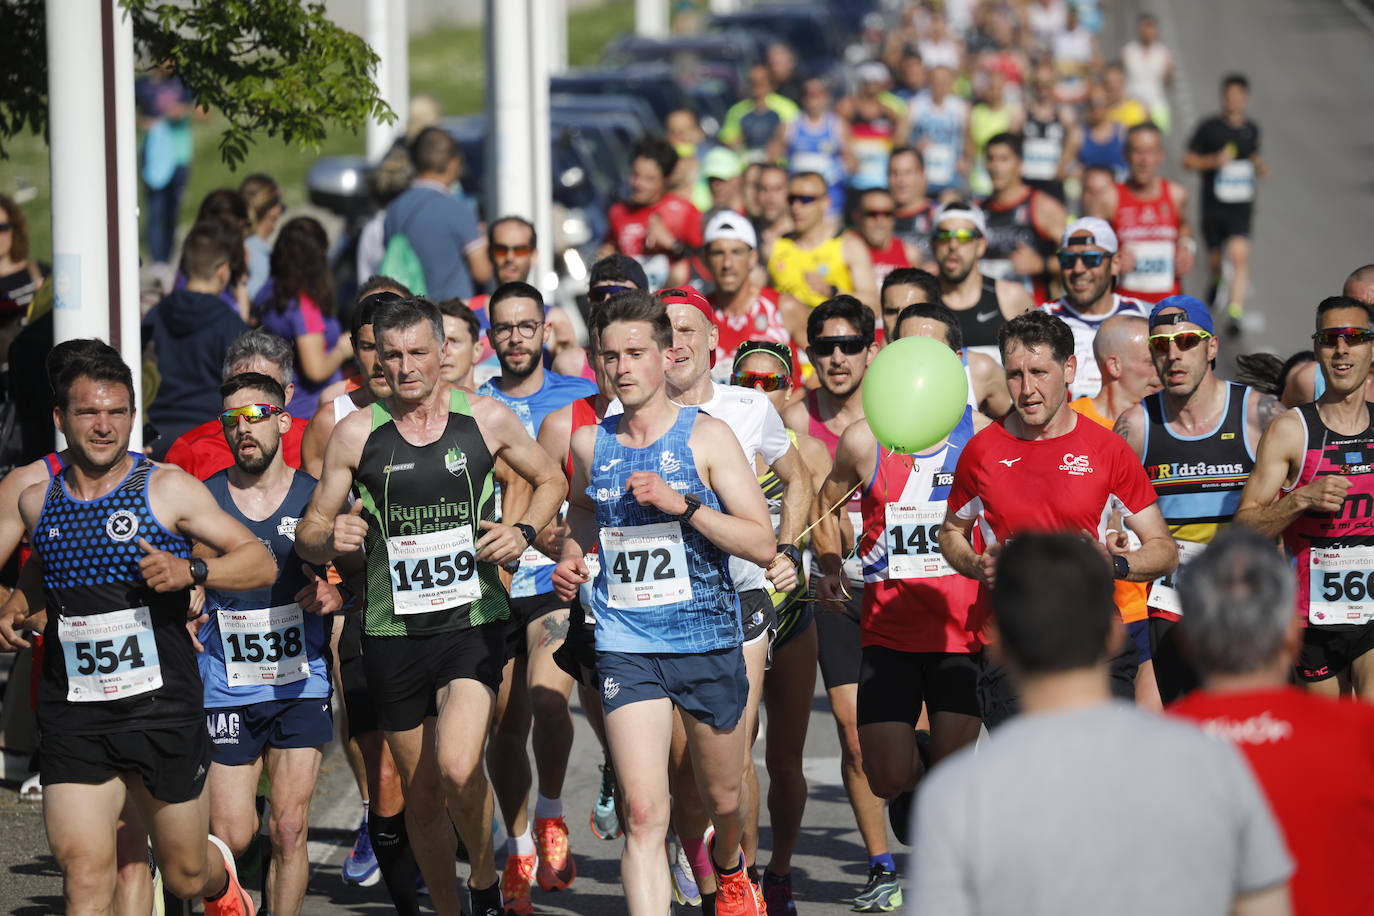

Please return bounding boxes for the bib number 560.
[1321,570,1374,602]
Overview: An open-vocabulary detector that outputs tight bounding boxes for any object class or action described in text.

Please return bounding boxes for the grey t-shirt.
[383,183,483,299]
[909,701,1292,916]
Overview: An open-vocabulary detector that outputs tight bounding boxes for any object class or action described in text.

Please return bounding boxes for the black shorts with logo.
[1297,622,1374,682]
[857,645,985,726]
[41,725,211,804]
[362,621,506,732]
[740,588,777,645]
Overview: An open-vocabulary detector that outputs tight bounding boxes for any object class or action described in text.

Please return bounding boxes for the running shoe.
[851,866,902,913]
[500,852,536,916]
[714,866,761,916]
[671,840,701,906]
[471,881,504,916]
[590,762,622,840]
[342,816,380,887]
[748,866,766,915]
[762,871,796,916]
[205,834,257,916]
[534,816,576,891]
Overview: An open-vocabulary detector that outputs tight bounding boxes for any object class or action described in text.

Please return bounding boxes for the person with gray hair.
[1170,525,1374,916]
[164,327,308,478]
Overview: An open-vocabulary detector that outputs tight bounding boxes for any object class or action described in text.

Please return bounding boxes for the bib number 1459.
[387,527,482,615]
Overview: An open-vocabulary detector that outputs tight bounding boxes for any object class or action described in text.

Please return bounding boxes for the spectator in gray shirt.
[383,127,491,300]
[909,532,1293,916]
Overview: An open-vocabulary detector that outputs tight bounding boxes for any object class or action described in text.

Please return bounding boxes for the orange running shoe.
[204,835,256,916]
[715,866,762,916]
[534,816,577,891]
[501,852,536,915]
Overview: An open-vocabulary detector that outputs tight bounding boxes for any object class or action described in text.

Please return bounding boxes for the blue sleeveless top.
[587,406,741,654]
[198,468,331,707]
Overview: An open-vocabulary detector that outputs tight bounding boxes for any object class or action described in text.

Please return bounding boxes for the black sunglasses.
[589,284,633,303]
[788,194,821,206]
[1057,251,1109,269]
[809,335,868,357]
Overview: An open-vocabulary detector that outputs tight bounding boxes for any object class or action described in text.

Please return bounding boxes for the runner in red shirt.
[1168,526,1374,916]
[602,137,703,290]
[164,329,306,478]
[940,310,1177,723]
[848,188,919,293]
[1092,123,1196,303]
[701,210,802,383]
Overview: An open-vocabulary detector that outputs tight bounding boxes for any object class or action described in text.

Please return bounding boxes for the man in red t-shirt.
[1170,527,1374,916]
[601,137,703,290]
[164,328,306,478]
[940,310,1177,722]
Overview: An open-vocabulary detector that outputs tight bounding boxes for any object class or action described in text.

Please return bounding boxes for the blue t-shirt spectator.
[383,180,484,300]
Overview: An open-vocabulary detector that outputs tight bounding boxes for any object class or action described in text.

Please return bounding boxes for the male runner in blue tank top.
[552,291,778,916]
[7,352,275,915]
[198,372,345,916]
[296,297,565,916]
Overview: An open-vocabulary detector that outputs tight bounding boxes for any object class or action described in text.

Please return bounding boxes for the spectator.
[185,188,251,319]
[383,126,491,299]
[602,136,703,290]
[143,220,248,458]
[238,173,284,300]
[1170,526,1374,916]
[0,195,48,309]
[163,329,307,479]
[135,60,194,268]
[257,217,352,418]
[355,142,414,286]
[910,532,1294,915]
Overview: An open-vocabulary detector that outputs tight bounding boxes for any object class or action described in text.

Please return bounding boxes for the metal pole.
[528,0,554,298]
[486,0,535,227]
[389,0,409,138]
[635,0,669,38]
[365,0,394,161]
[549,0,568,73]
[112,2,142,450]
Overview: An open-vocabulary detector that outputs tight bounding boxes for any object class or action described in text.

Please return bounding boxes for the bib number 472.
[610,548,676,582]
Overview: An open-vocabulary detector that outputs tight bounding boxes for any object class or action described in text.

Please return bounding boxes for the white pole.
[389,0,409,140]
[528,0,555,298]
[709,0,741,13]
[549,0,568,73]
[486,0,535,226]
[112,3,142,451]
[365,0,394,161]
[635,0,669,38]
[47,0,112,345]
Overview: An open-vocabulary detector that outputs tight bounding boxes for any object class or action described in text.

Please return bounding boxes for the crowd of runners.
[1,2,1370,916]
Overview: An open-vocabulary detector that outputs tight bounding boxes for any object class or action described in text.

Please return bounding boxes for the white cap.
[1060,216,1118,254]
[856,61,889,85]
[933,201,988,236]
[704,210,757,249]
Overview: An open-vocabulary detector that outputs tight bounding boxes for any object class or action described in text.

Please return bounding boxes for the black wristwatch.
[189,557,210,586]
[677,493,702,523]
[778,543,802,569]
[1112,555,1130,580]
[513,523,536,546]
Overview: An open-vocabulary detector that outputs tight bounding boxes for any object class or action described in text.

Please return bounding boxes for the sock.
[701,891,717,916]
[682,834,713,883]
[764,870,789,884]
[205,874,231,902]
[369,811,421,916]
[710,836,742,878]
[869,853,896,874]
[534,794,563,820]
[470,878,501,901]
[508,826,535,857]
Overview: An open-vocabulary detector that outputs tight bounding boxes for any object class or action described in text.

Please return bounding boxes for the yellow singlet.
[768,235,854,308]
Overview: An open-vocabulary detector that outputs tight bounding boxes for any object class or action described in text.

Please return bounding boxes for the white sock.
[508,826,535,856]
[535,794,563,819]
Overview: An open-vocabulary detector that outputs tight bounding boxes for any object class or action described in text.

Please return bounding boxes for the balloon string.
[824,446,902,602]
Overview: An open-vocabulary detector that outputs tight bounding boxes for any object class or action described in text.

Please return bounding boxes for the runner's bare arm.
[296,408,370,563]
[686,415,777,567]
[995,279,1035,318]
[1232,883,1291,916]
[147,468,275,591]
[0,459,53,570]
[0,554,45,650]
[471,396,567,564]
[969,350,1012,417]
[1249,390,1287,441]
[770,443,812,547]
[551,425,597,601]
[842,232,880,313]
[939,510,998,586]
[814,420,871,600]
[1235,410,1339,538]
[300,397,338,478]
[1117,503,1178,581]
[1113,402,1147,459]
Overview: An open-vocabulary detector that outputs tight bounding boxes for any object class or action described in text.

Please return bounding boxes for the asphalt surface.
[4,2,1371,913]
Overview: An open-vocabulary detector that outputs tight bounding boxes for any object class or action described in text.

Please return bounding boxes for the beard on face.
[496,344,540,381]
[234,433,280,475]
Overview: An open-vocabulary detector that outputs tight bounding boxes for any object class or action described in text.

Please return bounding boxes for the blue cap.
[1149,295,1214,335]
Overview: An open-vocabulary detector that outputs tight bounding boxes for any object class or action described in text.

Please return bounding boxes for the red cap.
[656,287,717,367]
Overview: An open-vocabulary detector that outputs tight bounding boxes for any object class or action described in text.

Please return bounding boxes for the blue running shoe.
[590,762,622,840]
[342,817,381,887]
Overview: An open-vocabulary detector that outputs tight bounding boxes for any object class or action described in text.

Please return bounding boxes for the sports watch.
[1112,555,1130,580]
[189,557,210,586]
[677,493,702,523]
[514,522,536,546]
[778,544,803,569]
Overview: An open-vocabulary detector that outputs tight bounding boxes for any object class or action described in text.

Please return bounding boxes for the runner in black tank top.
[951,277,1006,360]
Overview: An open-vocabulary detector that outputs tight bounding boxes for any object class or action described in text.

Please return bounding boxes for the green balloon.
[861,336,969,453]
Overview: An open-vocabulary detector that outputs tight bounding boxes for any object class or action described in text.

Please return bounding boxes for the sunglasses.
[863,209,895,219]
[219,404,284,426]
[934,228,981,243]
[1313,327,1374,347]
[1147,330,1213,353]
[1057,250,1108,269]
[731,370,790,392]
[589,284,633,303]
[492,244,534,257]
[788,194,821,206]
[810,335,869,357]
[0,223,11,232]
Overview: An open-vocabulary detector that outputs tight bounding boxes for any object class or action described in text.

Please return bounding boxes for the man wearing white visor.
[932,201,1034,364]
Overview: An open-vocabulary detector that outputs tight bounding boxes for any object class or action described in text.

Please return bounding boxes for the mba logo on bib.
[445,447,468,477]
[105,509,138,542]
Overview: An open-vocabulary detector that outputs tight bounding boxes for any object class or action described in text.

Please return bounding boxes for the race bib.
[1308,545,1374,625]
[1214,160,1255,204]
[218,604,308,687]
[580,551,601,623]
[1123,239,1175,293]
[387,526,481,615]
[885,504,953,579]
[1147,539,1207,615]
[790,151,840,183]
[59,606,162,703]
[924,143,956,186]
[600,521,692,609]
[519,545,555,569]
[1021,136,1060,181]
[843,510,866,583]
